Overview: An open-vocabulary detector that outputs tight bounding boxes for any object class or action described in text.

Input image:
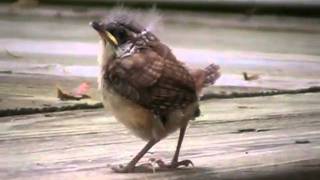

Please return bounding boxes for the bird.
[90,14,220,173]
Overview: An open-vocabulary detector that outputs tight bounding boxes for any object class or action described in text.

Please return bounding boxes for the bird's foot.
[110,159,194,173]
[149,158,194,170]
[168,159,194,169]
[110,164,134,173]
[110,162,160,173]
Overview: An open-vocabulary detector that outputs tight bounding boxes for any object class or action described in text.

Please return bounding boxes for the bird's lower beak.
[90,21,118,46]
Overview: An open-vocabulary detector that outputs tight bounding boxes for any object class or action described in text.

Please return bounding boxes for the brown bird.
[90,15,220,173]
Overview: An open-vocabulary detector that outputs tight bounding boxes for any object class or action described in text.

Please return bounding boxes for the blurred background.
[1,0,320,108]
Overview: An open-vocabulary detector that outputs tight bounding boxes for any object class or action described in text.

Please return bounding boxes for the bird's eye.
[115,29,128,44]
[117,29,126,38]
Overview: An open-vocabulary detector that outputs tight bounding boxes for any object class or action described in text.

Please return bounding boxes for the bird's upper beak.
[90,21,118,46]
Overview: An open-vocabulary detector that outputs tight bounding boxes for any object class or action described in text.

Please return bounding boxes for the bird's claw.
[110,164,133,173]
[109,159,194,173]
[110,162,159,173]
[170,159,194,168]
[149,158,194,170]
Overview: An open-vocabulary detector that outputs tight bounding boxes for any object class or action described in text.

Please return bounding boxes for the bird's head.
[91,21,125,48]
[90,20,142,67]
[90,20,143,48]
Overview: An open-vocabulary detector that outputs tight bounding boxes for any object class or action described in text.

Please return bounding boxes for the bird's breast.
[102,87,167,141]
[101,82,198,141]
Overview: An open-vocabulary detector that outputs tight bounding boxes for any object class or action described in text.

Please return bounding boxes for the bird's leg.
[168,124,194,168]
[151,124,194,169]
[111,139,158,173]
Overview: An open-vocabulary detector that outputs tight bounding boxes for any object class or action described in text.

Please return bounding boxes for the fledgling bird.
[90,14,220,173]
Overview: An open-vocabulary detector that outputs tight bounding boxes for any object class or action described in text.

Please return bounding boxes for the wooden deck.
[1,4,320,180]
[1,90,320,179]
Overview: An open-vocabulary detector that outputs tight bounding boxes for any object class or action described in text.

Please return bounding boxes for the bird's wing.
[104,48,197,114]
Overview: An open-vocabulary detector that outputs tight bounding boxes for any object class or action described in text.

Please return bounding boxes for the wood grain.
[1,93,320,179]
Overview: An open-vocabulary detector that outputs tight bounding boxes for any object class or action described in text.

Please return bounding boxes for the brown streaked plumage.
[90,15,220,173]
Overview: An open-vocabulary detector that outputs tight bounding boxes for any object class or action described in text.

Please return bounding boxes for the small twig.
[5,49,22,59]
[201,86,320,100]
[0,103,103,117]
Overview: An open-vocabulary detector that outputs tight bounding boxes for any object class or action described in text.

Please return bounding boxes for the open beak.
[90,21,118,46]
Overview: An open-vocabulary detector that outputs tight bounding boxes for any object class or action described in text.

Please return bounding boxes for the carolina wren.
[90,15,220,173]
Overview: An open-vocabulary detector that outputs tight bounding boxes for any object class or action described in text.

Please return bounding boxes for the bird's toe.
[110,164,133,173]
[170,159,194,168]
[148,158,194,170]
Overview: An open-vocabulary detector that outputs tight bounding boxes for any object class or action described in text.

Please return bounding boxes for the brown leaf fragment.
[243,72,260,81]
[57,87,90,101]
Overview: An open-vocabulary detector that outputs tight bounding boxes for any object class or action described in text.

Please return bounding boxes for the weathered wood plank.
[1,93,319,179]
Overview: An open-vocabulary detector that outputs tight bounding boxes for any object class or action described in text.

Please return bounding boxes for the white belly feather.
[102,87,197,141]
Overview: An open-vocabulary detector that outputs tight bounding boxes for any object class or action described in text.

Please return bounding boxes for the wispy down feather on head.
[103,7,163,34]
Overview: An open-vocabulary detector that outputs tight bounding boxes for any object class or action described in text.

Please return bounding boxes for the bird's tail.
[203,63,220,87]
[190,63,220,96]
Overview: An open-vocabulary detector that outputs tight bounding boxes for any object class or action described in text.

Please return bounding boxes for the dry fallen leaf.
[243,72,260,81]
[57,82,91,101]
[72,82,91,96]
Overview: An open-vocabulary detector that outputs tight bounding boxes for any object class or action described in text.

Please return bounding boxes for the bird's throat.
[97,40,117,89]
[97,40,116,67]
